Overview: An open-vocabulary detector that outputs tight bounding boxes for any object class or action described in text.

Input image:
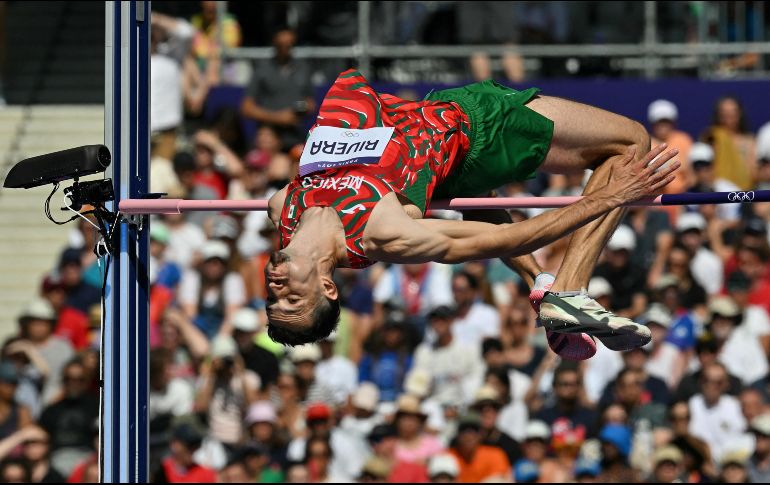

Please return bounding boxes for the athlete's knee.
[627,120,651,154]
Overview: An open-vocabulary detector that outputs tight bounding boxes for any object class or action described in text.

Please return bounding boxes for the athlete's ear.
[319,276,338,301]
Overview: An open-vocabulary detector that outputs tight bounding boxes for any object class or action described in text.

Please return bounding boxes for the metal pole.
[643,1,658,79]
[357,1,371,76]
[102,1,150,481]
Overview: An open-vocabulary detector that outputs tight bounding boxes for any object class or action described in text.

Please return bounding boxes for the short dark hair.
[267,296,340,346]
[453,271,479,290]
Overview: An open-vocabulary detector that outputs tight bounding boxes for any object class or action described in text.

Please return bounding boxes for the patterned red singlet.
[279,70,471,268]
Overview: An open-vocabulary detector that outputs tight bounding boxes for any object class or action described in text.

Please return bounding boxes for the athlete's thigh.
[526,95,649,173]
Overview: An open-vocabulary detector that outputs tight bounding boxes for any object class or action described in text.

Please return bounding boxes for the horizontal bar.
[225,41,770,60]
[119,190,770,215]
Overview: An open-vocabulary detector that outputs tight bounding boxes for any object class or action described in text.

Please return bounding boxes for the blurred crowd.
[2,1,770,483]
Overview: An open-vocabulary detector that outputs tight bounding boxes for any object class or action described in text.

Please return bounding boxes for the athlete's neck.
[285,206,348,270]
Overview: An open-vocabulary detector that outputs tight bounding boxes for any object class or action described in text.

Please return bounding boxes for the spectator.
[193,335,259,450]
[178,240,246,338]
[708,296,768,385]
[450,413,511,482]
[243,401,287,468]
[600,353,670,408]
[597,424,638,482]
[38,359,98,477]
[13,427,64,483]
[235,126,294,191]
[273,373,306,440]
[500,307,546,378]
[483,367,529,443]
[190,1,242,86]
[449,271,501,348]
[315,332,358,405]
[240,29,315,152]
[285,462,309,483]
[0,362,31,441]
[367,424,429,483]
[624,206,674,287]
[155,421,217,483]
[304,436,341,483]
[157,308,210,381]
[688,142,742,223]
[663,245,708,310]
[190,129,244,201]
[339,383,382,440]
[393,394,444,465]
[675,212,724,295]
[357,456,391,483]
[149,348,194,421]
[161,211,207,271]
[0,458,31,483]
[359,318,413,403]
[703,96,757,190]
[413,305,483,409]
[471,385,522,466]
[535,363,598,439]
[719,450,751,484]
[667,400,716,482]
[606,368,667,433]
[517,420,563,482]
[2,339,48,420]
[674,336,743,402]
[573,457,602,482]
[688,362,747,462]
[218,455,251,483]
[726,270,770,355]
[748,414,770,483]
[372,263,453,327]
[427,453,460,483]
[231,308,279,391]
[594,225,647,317]
[639,304,688,390]
[651,445,686,483]
[231,442,283,482]
[289,344,336,405]
[149,223,183,346]
[647,99,694,200]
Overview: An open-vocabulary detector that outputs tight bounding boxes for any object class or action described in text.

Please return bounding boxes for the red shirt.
[279,69,470,268]
[161,457,217,483]
[389,460,429,483]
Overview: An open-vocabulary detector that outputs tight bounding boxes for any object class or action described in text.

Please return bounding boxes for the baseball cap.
[472,384,501,409]
[574,458,601,478]
[514,460,541,483]
[587,276,613,299]
[351,383,380,412]
[306,402,332,422]
[599,424,632,457]
[428,454,459,479]
[648,99,678,124]
[18,298,56,322]
[524,420,551,441]
[654,273,680,291]
[751,414,770,436]
[58,248,83,268]
[709,296,741,319]
[403,369,431,398]
[201,240,230,261]
[244,401,277,426]
[0,362,19,385]
[289,344,321,363]
[676,212,706,233]
[607,225,636,251]
[212,216,239,240]
[231,308,261,333]
[653,445,684,467]
[721,449,750,467]
[150,222,171,244]
[427,305,455,320]
[457,412,483,432]
[690,142,715,164]
[210,335,237,359]
[640,303,672,329]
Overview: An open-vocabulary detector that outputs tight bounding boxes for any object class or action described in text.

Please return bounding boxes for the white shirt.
[646,342,684,388]
[150,156,182,196]
[413,339,484,407]
[316,356,359,405]
[719,324,769,385]
[451,302,501,348]
[178,271,247,309]
[166,223,207,269]
[714,178,742,221]
[497,400,529,442]
[150,54,182,132]
[373,263,453,315]
[743,305,770,338]
[691,247,723,295]
[582,341,624,404]
[688,393,747,462]
[149,378,194,420]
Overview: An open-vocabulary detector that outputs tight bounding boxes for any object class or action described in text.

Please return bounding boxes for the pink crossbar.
[119,195,663,214]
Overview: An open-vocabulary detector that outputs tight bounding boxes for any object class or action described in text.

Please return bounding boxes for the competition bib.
[299,126,394,176]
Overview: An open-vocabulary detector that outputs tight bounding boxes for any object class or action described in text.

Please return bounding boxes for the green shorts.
[426,80,554,198]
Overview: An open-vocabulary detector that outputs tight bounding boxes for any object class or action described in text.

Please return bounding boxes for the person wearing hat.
[15,298,75,405]
[178,239,247,338]
[227,441,284,483]
[719,449,751,484]
[194,334,260,448]
[449,412,511,483]
[315,331,358,406]
[243,401,287,468]
[338,383,383,439]
[366,423,430,483]
[648,99,693,196]
[412,304,484,409]
[392,394,444,465]
[748,414,770,482]
[516,420,566,482]
[427,453,460,483]
[155,420,217,483]
[688,141,742,222]
[708,295,768,386]
[573,457,601,483]
[230,307,279,390]
[470,385,521,466]
[288,344,336,406]
[594,225,648,317]
[676,211,723,296]
[651,445,685,483]
[357,456,391,483]
[597,423,639,482]
[358,314,414,402]
[636,303,688,390]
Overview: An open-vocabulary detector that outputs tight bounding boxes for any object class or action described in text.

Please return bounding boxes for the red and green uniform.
[279,70,554,268]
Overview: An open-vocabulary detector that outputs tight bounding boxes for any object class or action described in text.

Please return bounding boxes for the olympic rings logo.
[342,131,360,138]
[727,191,755,202]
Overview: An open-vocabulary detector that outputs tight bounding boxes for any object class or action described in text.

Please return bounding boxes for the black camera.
[3,145,111,189]
[64,179,115,211]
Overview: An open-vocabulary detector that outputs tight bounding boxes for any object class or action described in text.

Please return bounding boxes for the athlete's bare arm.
[364,145,679,265]
[267,187,288,226]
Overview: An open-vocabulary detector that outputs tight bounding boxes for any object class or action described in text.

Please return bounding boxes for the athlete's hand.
[605,144,680,204]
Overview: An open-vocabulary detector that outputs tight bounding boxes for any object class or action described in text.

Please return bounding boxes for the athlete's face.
[265,250,319,329]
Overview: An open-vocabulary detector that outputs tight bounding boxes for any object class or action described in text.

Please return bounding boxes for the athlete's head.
[264,250,340,346]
